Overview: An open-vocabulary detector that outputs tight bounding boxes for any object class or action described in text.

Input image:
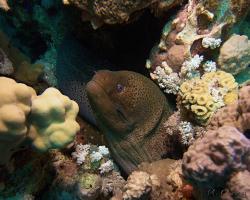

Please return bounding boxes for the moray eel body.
[86,70,173,174]
[56,36,111,125]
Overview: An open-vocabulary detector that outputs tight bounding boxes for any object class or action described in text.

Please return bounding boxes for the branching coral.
[202,37,222,49]
[150,65,181,94]
[177,71,238,125]
[0,77,80,165]
[72,143,115,175]
[218,34,250,75]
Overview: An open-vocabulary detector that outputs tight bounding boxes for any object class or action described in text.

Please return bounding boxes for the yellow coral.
[29,88,80,151]
[178,71,238,125]
[0,77,36,165]
[0,77,80,165]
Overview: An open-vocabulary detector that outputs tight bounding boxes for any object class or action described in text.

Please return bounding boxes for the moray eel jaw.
[86,70,170,174]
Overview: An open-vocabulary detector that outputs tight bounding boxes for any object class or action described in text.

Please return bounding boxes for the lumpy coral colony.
[0,0,250,199]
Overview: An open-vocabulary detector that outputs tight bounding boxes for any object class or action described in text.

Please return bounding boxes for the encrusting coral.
[177,71,238,125]
[218,34,250,75]
[0,76,80,165]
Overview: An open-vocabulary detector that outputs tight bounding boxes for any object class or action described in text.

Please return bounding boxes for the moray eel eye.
[116,84,124,93]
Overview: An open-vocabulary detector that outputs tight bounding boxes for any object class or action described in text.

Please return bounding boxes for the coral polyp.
[178,71,238,125]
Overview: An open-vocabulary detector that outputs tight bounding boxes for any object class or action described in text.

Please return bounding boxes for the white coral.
[180,55,204,79]
[179,121,195,146]
[72,144,90,165]
[202,37,222,49]
[99,160,114,174]
[203,61,217,72]
[90,151,103,162]
[151,66,181,95]
[98,145,110,157]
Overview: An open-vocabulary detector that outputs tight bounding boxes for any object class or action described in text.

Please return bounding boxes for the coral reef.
[123,171,160,200]
[0,77,79,165]
[218,34,250,75]
[0,150,53,198]
[162,111,205,159]
[46,149,125,200]
[63,0,183,28]
[209,85,250,133]
[112,159,192,200]
[221,170,250,200]
[182,125,250,199]
[147,0,250,94]
[181,84,250,199]
[182,126,250,187]
[177,71,238,125]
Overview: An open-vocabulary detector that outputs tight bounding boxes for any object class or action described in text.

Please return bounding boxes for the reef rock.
[0,49,13,75]
[63,0,183,28]
[218,34,250,75]
[221,170,250,200]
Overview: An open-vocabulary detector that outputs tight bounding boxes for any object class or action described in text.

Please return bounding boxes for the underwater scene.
[0,0,250,199]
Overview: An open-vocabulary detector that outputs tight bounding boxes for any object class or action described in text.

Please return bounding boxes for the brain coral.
[177,71,238,125]
[0,77,80,165]
[29,88,80,151]
[0,77,36,165]
[218,34,250,75]
[182,126,250,188]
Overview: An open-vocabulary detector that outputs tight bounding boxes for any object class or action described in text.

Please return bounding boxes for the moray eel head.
[86,70,170,173]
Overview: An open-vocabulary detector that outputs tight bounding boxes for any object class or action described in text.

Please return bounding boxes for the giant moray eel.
[86,70,173,174]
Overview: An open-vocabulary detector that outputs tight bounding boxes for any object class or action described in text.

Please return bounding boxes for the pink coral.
[221,170,250,200]
[182,126,250,187]
[209,85,250,133]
